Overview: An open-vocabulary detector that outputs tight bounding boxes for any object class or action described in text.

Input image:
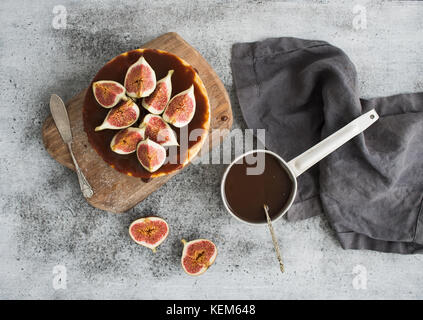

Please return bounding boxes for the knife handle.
[67,142,94,198]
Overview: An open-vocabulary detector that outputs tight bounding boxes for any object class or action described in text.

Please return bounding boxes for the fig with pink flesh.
[110,127,144,154]
[142,70,174,114]
[129,217,169,252]
[124,56,157,99]
[95,99,140,131]
[139,114,178,147]
[136,138,167,173]
[181,239,217,276]
[92,80,128,108]
[163,85,196,128]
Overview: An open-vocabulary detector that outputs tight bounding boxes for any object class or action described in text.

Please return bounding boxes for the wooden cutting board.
[42,32,233,213]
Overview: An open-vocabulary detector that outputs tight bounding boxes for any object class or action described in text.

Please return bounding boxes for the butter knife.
[49,94,94,198]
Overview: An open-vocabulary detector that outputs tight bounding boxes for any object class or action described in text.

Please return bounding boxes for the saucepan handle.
[287,109,379,177]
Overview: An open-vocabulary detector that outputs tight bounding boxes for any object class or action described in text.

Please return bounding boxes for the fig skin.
[95,99,140,131]
[92,80,128,108]
[136,138,167,173]
[181,239,217,276]
[139,114,179,147]
[110,127,144,155]
[129,217,169,253]
[142,70,174,114]
[163,84,196,128]
[124,56,157,99]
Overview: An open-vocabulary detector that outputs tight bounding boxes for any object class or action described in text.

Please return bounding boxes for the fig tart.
[83,48,210,179]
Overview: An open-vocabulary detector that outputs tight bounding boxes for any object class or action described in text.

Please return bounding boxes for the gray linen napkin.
[231,37,423,254]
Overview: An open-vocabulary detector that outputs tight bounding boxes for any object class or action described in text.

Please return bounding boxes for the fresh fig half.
[141,70,174,114]
[95,99,140,131]
[136,138,167,172]
[181,239,217,276]
[129,217,169,252]
[139,114,178,147]
[124,56,157,99]
[92,80,128,108]
[163,85,196,128]
[110,127,144,154]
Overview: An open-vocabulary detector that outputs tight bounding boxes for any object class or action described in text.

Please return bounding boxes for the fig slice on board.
[124,56,157,99]
[92,80,128,108]
[110,127,144,155]
[163,84,196,128]
[139,114,178,147]
[136,138,167,173]
[95,99,140,131]
[181,239,217,276]
[142,70,174,114]
[129,217,169,252]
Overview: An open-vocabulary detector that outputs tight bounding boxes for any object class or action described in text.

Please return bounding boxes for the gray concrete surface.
[1,0,423,299]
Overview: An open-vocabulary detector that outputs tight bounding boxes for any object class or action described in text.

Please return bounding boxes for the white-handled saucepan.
[221,109,379,224]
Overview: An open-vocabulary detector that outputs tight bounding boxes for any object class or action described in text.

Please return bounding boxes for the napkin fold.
[231,37,423,254]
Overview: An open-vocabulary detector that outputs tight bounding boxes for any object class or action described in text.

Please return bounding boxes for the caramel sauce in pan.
[83,49,209,178]
[224,153,293,223]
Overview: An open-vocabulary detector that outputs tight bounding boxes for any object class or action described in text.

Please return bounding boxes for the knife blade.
[50,94,72,144]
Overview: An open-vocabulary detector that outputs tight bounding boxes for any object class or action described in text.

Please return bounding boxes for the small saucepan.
[221,109,379,224]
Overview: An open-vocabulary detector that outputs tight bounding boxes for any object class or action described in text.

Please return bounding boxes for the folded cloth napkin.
[231,37,423,254]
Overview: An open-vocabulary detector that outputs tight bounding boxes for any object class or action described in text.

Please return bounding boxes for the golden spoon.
[263,204,285,273]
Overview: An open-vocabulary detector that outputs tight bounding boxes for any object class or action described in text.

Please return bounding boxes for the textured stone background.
[1,0,423,299]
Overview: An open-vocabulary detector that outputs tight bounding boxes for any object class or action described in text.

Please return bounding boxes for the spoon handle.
[264,204,285,273]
